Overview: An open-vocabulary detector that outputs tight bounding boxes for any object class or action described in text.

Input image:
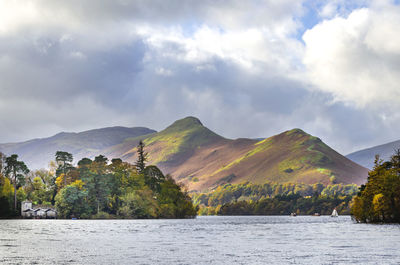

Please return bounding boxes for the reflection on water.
[0,216,399,264]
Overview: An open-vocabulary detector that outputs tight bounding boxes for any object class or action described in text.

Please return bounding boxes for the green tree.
[143,165,165,192]
[79,155,111,215]
[55,180,89,218]
[92,155,111,214]
[119,189,159,218]
[158,176,197,218]
[16,187,27,203]
[5,154,29,210]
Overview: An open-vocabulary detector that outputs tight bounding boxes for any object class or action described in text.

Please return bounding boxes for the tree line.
[351,150,400,223]
[192,182,358,215]
[217,194,353,215]
[0,141,197,219]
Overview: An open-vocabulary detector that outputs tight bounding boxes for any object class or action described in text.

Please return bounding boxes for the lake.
[0,216,399,264]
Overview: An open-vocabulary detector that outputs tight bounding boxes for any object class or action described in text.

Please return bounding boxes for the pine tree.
[5,154,29,210]
[135,141,148,174]
[55,151,73,187]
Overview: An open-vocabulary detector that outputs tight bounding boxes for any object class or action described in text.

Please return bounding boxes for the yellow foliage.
[372,193,387,215]
[33,177,44,190]
[17,187,27,202]
[55,174,65,189]
[1,178,14,198]
[71,180,85,190]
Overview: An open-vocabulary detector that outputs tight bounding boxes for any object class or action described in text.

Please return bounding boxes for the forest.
[192,182,358,215]
[0,141,197,219]
[351,150,400,223]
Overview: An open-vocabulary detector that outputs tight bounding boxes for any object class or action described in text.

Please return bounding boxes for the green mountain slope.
[107,117,225,165]
[112,117,368,191]
[198,128,368,189]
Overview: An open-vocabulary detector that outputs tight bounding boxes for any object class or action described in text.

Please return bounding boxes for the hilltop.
[347,140,400,169]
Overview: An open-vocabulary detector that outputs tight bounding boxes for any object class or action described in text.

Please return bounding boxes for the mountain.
[0,117,368,191]
[0,126,156,169]
[102,117,368,190]
[346,140,400,169]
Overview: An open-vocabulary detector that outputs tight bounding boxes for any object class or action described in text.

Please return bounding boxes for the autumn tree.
[55,151,74,187]
[352,151,400,223]
[55,180,89,218]
[0,152,14,216]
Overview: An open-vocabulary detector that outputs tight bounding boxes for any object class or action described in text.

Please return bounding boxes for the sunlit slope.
[188,129,368,190]
[113,116,227,165]
[115,118,368,191]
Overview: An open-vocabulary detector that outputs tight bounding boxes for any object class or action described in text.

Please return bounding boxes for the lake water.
[0,216,399,264]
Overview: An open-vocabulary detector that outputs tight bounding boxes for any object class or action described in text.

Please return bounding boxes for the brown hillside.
[106,117,368,191]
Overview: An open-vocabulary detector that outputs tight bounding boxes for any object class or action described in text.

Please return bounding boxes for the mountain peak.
[180,116,203,126]
[165,116,204,132]
[286,128,308,136]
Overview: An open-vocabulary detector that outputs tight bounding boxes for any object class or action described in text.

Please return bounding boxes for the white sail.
[331,209,338,217]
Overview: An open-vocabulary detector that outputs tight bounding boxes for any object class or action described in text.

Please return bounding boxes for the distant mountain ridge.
[346,140,400,169]
[0,117,369,191]
[0,126,156,169]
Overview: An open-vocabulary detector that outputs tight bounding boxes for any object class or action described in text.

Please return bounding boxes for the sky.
[1,0,400,154]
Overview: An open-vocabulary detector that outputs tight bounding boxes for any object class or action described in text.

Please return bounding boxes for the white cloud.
[0,1,38,34]
[303,2,400,109]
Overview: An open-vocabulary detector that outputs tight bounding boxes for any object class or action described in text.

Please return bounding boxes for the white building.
[21,201,57,219]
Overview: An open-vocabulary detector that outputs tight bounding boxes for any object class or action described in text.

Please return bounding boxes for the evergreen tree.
[5,154,29,210]
[135,141,147,174]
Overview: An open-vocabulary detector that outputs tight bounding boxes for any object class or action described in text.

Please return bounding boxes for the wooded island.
[0,141,196,219]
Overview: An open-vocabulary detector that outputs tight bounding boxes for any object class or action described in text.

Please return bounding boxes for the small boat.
[313,213,320,216]
[331,208,338,217]
[290,212,297,217]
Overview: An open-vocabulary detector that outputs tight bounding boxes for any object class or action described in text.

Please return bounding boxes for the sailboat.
[331,208,338,217]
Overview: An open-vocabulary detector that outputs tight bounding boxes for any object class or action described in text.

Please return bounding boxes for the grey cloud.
[40,0,302,28]
[1,0,400,157]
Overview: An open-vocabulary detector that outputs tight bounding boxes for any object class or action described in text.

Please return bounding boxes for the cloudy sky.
[1,0,400,154]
